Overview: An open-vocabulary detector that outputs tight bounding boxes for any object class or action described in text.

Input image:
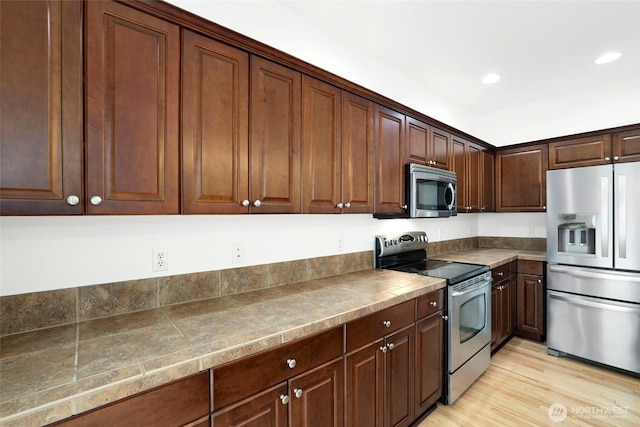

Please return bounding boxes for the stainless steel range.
[375,231,492,404]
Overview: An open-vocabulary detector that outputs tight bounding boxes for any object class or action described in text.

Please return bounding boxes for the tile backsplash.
[0,236,545,337]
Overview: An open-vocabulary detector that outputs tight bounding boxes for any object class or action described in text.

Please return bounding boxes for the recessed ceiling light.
[595,52,622,65]
[481,73,501,84]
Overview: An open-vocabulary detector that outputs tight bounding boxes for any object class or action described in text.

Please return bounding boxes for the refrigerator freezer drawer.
[547,290,640,374]
[547,264,640,303]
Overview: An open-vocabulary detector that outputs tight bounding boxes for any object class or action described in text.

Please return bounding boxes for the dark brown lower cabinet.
[345,325,415,427]
[415,311,443,414]
[491,275,515,352]
[212,382,288,427]
[51,372,210,427]
[515,261,546,342]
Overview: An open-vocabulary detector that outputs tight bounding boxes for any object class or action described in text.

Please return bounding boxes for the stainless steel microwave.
[406,163,457,218]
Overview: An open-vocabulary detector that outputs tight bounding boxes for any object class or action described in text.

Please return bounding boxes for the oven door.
[448,277,492,372]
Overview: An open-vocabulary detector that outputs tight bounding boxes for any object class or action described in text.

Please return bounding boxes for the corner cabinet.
[496,144,548,212]
[374,106,406,215]
[0,0,83,215]
[85,0,180,214]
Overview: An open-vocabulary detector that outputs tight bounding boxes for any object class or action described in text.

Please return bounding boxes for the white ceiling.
[167,0,640,146]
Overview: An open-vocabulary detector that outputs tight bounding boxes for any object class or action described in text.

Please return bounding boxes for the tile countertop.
[432,248,546,268]
[0,269,445,426]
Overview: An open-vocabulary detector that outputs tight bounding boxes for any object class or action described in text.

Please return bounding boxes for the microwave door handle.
[601,176,609,258]
[618,173,627,259]
[445,182,455,210]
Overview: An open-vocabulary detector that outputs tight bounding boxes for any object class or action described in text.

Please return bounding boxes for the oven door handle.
[451,281,490,297]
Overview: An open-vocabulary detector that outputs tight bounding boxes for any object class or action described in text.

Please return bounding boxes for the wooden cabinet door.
[405,117,430,166]
[0,0,83,215]
[345,340,385,427]
[548,134,612,169]
[374,105,405,215]
[289,358,344,427]
[85,0,179,214]
[481,150,495,212]
[516,273,545,341]
[302,76,341,214]
[415,313,443,415]
[452,136,467,212]
[429,128,452,170]
[466,142,482,212]
[385,326,415,427]
[212,382,288,427]
[250,56,301,213]
[181,30,249,214]
[342,91,375,213]
[612,128,640,163]
[496,144,548,212]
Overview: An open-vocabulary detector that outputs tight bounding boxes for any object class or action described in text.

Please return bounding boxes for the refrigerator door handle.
[549,291,640,314]
[601,176,609,258]
[618,174,627,259]
[548,265,640,283]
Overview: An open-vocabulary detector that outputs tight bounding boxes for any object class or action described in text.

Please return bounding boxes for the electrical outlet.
[152,248,168,272]
[232,242,244,263]
[337,237,344,252]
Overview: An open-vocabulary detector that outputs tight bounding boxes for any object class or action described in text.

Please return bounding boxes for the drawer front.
[346,300,415,353]
[416,289,445,319]
[213,326,343,409]
[518,260,544,275]
[491,263,511,283]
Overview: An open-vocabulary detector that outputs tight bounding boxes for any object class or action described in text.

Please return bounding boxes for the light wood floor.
[419,337,640,426]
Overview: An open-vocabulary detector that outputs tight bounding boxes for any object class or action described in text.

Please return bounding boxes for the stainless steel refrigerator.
[546,163,640,374]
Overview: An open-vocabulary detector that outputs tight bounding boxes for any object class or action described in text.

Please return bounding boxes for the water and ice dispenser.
[556,214,596,255]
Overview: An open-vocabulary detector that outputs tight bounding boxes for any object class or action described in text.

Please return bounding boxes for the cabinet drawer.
[54,372,210,427]
[346,300,415,353]
[416,289,444,319]
[517,260,544,275]
[213,326,343,409]
[491,263,512,283]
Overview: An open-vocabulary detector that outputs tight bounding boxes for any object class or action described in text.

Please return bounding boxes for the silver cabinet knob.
[605,156,611,161]
[497,272,504,277]
[430,301,437,307]
[66,195,80,206]
[442,315,448,321]
[241,199,250,207]
[614,156,619,161]
[344,202,351,208]
[253,200,261,207]
[382,320,391,327]
[537,278,542,284]
[294,388,303,398]
[287,358,296,369]
[280,394,289,405]
[380,345,387,353]
[336,202,344,208]
[387,342,395,351]
[90,196,102,206]
[402,205,407,209]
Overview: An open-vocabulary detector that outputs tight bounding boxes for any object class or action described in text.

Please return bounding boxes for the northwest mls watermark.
[548,402,629,423]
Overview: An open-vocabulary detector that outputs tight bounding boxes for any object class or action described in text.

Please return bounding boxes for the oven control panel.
[375,231,428,258]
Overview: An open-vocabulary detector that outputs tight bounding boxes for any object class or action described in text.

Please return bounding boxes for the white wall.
[0,213,543,296]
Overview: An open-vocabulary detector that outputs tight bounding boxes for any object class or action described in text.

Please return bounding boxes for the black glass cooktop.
[387,259,489,285]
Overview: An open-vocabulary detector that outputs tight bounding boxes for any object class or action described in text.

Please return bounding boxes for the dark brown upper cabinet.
[85,0,180,214]
[405,120,452,171]
[430,127,453,170]
[374,105,406,215]
[548,134,612,169]
[496,144,548,212]
[0,0,83,215]
[611,128,640,163]
[181,30,249,214]
[250,56,302,213]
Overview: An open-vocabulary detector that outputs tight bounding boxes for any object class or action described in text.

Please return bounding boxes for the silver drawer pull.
[382,320,391,327]
[287,358,296,369]
[430,301,437,307]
